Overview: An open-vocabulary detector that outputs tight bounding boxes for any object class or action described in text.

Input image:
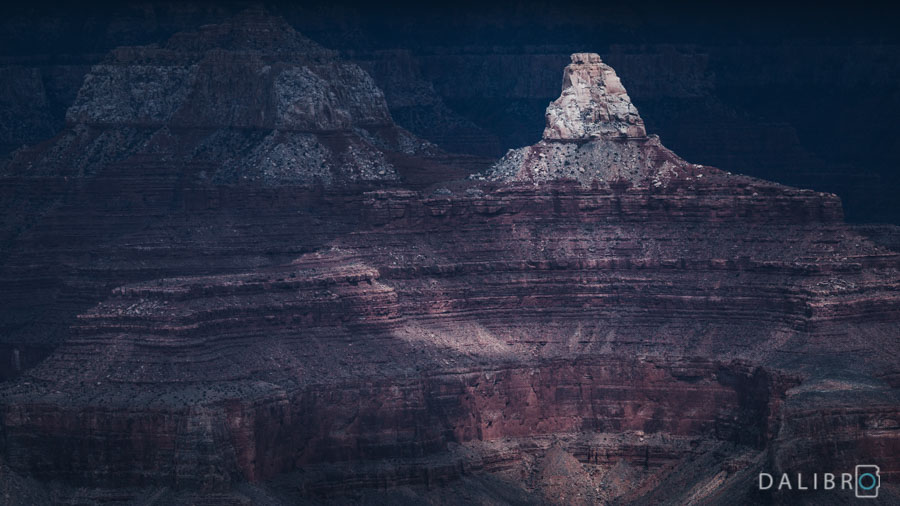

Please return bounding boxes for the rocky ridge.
[5,5,900,223]
[1,9,435,186]
[0,19,898,506]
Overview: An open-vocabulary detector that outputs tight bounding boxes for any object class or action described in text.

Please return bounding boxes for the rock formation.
[5,5,900,223]
[1,8,435,185]
[483,53,690,186]
[0,16,899,505]
[543,53,646,141]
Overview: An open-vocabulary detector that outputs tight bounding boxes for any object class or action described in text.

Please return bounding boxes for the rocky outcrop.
[410,41,900,223]
[1,9,436,185]
[542,53,646,141]
[1,41,899,506]
[5,6,900,223]
[483,53,691,186]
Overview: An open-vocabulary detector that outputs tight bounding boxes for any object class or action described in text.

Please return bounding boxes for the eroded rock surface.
[543,53,646,141]
[484,52,690,185]
[0,33,899,506]
[1,8,434,185]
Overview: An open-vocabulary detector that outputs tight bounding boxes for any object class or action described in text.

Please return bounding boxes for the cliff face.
[484,53,689,185]
[1,12,899,505]
[5,5,900,223]
[2,9,434,186]
[5,178,898,502]
[0,11,466,384]
[542,53,646,141]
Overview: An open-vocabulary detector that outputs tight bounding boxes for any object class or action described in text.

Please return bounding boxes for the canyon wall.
[0,9,898,505]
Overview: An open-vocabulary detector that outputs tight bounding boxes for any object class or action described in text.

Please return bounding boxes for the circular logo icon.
[858,473,878,491]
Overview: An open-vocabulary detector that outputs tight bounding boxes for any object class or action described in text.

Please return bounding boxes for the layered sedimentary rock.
[409,41,900,222]
[1,8,435,185]
[4,173,899,503]
[5,5,900,223]
[0,10,472,383]
[483,53,689,186]
[1,28,899,506]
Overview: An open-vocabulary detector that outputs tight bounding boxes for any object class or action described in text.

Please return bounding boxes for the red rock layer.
[0,27,898,504]
[1,178,897,502]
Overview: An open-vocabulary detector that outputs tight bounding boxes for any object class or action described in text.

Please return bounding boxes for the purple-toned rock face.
[0,9,899,506]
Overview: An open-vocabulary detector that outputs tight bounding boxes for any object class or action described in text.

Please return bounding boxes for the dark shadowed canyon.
[1,3,898,505]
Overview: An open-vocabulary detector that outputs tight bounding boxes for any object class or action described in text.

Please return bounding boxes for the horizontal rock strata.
[0,37,898,505]
[0,9,438,186]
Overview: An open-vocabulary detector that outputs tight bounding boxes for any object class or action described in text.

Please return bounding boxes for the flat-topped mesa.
[543,53,647,141]
[482,53,692,186]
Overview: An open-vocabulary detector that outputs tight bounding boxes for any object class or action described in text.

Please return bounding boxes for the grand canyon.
[1,3,898,505]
